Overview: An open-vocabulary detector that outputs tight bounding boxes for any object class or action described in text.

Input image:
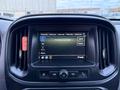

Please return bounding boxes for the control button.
[59,69,69,79]
[79,71,88,79]
[49,71,58,78]
[40,72,48,78]
[41,72,47,77]
[70,71,78,77]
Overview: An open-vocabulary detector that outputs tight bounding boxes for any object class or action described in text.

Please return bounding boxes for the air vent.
[98,29,116,71]
[9,27,28,77]
[0,33,1,55]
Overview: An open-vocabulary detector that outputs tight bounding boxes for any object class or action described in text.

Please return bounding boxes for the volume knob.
[59,69,68,79]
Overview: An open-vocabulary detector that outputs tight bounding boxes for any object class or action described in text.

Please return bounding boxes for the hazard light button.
[22,36,28,51]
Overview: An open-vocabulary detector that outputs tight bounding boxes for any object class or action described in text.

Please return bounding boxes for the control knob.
[59,69,69,79]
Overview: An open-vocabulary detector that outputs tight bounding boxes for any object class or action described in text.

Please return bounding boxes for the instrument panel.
[3,14,120,90]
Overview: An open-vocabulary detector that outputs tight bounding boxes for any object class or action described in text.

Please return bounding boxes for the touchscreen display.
[39,33,86,61]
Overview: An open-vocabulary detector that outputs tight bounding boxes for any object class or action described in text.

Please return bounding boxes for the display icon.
[40,36,46,42]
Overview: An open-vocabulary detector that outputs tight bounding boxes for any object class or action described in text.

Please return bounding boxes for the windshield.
[0,0,120,19]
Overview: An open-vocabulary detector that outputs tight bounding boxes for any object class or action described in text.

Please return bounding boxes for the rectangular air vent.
[10,27,29,76]
[98,29,115,70]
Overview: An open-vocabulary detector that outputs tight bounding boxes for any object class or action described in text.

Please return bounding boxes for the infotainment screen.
[30,32,89,67]
[34,33,86,66]
[31,32,90,67]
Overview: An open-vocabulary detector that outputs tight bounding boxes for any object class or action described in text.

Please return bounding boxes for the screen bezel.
[30,24,97,68]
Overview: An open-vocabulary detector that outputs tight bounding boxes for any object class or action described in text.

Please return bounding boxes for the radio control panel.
[39,69,89,81]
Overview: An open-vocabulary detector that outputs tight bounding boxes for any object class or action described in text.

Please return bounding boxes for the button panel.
[39,70,88,80]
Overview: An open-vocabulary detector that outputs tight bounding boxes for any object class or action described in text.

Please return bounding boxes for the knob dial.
[59,69,68,79]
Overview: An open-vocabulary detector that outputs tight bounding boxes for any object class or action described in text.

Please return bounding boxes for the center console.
[30,25,96,81]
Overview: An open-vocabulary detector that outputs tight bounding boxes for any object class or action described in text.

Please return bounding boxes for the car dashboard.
[0,14,120,90]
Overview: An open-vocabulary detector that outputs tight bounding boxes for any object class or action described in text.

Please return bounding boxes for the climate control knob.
[59,69,69,79]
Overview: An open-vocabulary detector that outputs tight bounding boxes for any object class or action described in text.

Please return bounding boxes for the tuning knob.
[59,69,68,79]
